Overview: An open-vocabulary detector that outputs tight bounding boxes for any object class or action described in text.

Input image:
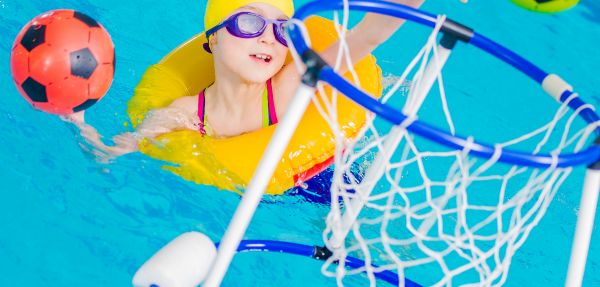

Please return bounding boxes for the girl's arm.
[319,0,425,71]
[65,96,197,159]
[274,0,424,113]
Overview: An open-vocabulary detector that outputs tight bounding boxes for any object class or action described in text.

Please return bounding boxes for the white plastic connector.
[132,232,217,287]
[541,74,573,101]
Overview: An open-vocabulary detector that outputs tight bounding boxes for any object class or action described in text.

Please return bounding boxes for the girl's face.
[211,3,289,83]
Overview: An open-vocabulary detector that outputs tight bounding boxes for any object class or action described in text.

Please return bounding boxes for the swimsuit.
[197,79,278,135]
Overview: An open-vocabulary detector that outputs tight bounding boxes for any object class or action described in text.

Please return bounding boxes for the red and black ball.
[10,10,115,115]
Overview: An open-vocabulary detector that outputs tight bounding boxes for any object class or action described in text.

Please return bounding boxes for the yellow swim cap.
[204,0,295,31]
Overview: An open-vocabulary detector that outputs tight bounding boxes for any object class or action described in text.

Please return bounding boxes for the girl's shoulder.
[272,64,302,115]
[168,95,199,113]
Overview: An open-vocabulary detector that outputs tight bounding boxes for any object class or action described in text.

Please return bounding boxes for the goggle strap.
[203,42,212,54]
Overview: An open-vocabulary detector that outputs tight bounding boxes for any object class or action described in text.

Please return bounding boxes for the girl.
[68,0,425,158]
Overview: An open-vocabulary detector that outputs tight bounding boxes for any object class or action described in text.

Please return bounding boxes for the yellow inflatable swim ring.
[127,16,382,195]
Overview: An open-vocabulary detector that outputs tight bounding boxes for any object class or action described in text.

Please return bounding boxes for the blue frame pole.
[223,240,422,287]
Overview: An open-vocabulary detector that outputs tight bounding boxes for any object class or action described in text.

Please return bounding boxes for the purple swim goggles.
[204,11,288,52]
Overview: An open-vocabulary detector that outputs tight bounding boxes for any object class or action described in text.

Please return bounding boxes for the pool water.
[1,0,599,286]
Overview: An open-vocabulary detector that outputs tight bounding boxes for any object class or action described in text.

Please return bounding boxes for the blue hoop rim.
[286,0,600,168]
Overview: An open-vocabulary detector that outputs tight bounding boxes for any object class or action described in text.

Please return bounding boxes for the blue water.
[1,0,599,286]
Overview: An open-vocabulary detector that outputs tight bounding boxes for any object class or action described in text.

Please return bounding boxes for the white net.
[295,6,600,287]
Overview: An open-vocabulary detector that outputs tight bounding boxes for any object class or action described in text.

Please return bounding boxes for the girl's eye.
[237,15,264,33]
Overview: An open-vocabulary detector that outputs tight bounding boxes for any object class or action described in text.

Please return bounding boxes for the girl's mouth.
[250,53,272,63]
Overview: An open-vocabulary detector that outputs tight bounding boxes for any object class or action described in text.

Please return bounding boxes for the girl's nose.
[258,24,277,45]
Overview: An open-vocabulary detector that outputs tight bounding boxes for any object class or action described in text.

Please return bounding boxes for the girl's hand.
[62,110,140,160]
[109,133,140,156]
[61,110,86,126]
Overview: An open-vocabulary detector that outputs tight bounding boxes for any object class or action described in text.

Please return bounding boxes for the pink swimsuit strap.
[197,89,208,135]
[266,79,278,125]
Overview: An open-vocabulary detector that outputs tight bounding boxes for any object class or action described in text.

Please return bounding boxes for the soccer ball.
[10,10,115,115]
[511,0,579,13]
